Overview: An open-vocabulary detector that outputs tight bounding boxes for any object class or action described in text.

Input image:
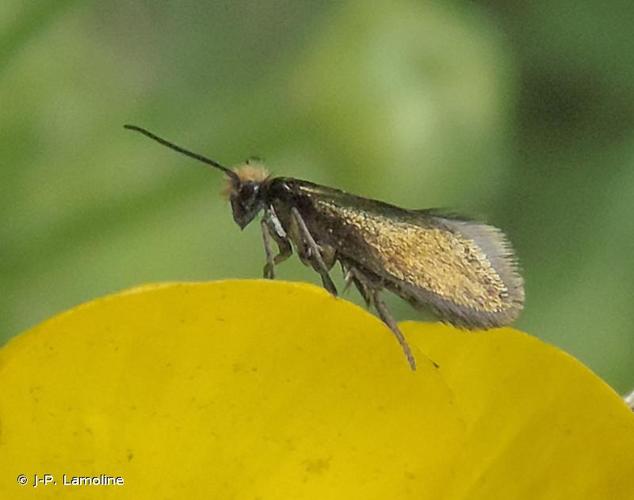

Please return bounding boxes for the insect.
[124,124,525,370]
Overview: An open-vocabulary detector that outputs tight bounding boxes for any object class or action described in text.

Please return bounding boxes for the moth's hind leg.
[371,291,418,371]
[290,207,338,296]
[342,266,419,371]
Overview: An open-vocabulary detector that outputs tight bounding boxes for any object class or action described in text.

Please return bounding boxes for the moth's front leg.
[260,219,276,279]
[260,214,292,280]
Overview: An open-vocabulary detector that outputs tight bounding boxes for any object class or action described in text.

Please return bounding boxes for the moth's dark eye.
[240,183,258,199]
[231,182,263,229]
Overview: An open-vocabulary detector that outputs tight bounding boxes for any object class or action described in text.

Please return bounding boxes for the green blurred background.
[2,1,632,390]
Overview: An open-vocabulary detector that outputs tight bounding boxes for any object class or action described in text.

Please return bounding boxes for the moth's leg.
[261,212,293,279]
[290,207,338,296]
[273,236,292,265]
[260,218,277,279]
[266,208,293,265]
[370,289,418,371]
[341,264,372,306]
[320,244,337,271]
[341,262,354,294]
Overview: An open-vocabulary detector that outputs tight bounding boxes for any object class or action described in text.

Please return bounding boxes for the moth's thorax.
[264,178,321,227]
[265,177,299,200]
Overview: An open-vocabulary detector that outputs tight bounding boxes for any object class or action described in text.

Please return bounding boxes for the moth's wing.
[309,192,524,329]
[405,212,525,328]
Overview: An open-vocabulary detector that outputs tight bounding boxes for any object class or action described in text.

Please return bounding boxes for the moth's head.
[223,160,270,229]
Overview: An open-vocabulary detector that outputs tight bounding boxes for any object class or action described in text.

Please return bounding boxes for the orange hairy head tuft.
[221,161,270,198]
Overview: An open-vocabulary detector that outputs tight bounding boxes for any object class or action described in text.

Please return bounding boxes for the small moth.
[125,125,524,370]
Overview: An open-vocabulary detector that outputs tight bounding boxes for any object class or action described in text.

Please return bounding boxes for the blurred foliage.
[1,1,632,390]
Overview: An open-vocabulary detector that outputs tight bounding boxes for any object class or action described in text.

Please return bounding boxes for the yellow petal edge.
[0,280,632,499]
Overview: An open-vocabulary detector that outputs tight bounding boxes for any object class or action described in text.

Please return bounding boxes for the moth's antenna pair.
[123,124,240,183]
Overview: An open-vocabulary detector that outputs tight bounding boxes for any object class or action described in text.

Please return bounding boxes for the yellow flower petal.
[0,280,632,499]
[0,281,463,499]
[403,322,634,499]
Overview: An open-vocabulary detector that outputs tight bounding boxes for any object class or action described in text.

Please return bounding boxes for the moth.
[125,125,525,370]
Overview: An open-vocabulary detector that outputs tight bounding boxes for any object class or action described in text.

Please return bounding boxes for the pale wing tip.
[430,216,526,328]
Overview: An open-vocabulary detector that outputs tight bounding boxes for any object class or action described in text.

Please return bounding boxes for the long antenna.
[124,124,239,183]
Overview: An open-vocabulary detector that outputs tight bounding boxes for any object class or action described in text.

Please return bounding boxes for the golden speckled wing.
[312,196,525,329]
